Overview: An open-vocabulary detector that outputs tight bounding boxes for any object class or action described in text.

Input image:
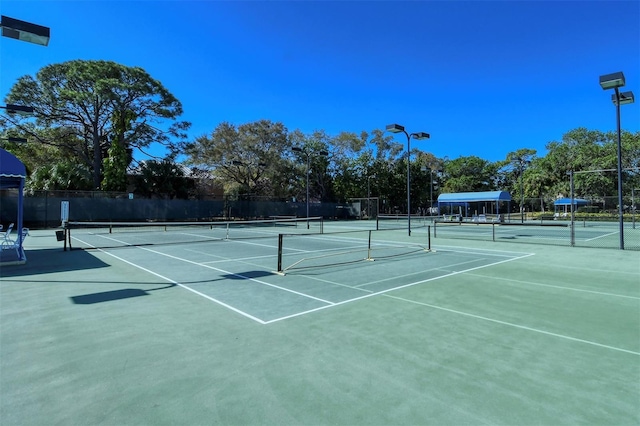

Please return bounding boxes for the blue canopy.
[438,191,511,202]
[0,148,26,264]
[437,191,511,217]
[0,147,26,188]
[554,198,589,206]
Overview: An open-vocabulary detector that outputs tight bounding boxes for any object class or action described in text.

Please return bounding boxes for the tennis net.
[433,219,571,244]
[376,214,433,230]
[66,217,323,249]
[276,227,431,274]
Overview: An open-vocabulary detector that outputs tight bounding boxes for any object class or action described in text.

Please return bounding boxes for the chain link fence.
[2,191,639,250]
[431,196,640,250]
[0,190,362,229]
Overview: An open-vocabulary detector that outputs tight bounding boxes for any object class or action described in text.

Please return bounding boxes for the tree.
[132,160,194,199]
[3,60,190,189]
[289,129,332,203]
[184,120,291,198]
[503,148,537,220]
[102,109,136,191]
[442,156,498,193]
[27,161,93,192]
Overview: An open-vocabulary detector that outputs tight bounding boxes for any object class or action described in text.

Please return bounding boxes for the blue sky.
[1,0,639,163]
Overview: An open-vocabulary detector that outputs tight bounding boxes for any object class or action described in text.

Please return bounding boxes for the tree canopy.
[2,60,639,210]
[2,60,190,189]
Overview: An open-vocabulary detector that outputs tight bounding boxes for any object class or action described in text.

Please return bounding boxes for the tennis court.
[1,219,638,425]
[431,219,640,249]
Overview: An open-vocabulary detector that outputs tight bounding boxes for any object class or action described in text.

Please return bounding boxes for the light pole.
[600,71,635,250]
[386,124,430,236]
[231,160,267,218]
[430,169,435,216]
[632,187,639,229]
[517,157,527,223]
[367,173,377,219]
[1,15,50,46]
[292,146,328,227]
[0,15,49,264]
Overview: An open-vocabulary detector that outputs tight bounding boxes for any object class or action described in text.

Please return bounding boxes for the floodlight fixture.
[5,137,28,143]
[1,15,50,46]
[384,123,431,236]
[599,71,634,249]
[386,123,405,133]
[0,104,34,116]
[612,91,635,106]
[599,71,625,90]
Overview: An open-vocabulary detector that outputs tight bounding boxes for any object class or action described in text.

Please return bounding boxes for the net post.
[63,223,69,251]
[277,233,283,273]
[492,223,495,241]
[226,223,230,240]
[66,226,72,250]
[427,225,431,251]
[109,224,113,234]
[367,230,372,260]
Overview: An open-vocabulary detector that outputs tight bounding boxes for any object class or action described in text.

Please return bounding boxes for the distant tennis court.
[1,220,638,425]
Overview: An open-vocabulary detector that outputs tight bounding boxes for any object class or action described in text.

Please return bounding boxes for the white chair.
[2,223,14,244]
[1,227,28,257]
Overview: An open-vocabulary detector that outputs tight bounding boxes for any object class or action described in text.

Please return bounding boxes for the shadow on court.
[69,271,275,305]
[70,283,176,304]
[0,248,110,278]
[221,270,276,280]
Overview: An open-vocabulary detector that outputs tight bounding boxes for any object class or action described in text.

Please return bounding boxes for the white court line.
[537,262,640,276]
[70,236,267,324]
[432,245,533,257]
[264,253,535,324]
[585,230,618,242]
[384,294,640,356]
[136,246,335,305]
[73,234,335,306]
[467,273,640,300]
[355,258,487,288]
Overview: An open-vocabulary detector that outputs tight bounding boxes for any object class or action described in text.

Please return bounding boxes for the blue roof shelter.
[438,191,512,218]
[553,198,589,213]
[0,148,27,264]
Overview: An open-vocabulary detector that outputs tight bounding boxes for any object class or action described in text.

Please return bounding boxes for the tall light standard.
[600,71,635,250]
[367,173,377,219]
[1,15,50,46]
[514,157,529,223]
[292,146,328,227]
[0,15,49,264]
[386,124,430,236]
[632,187,639,229]
[421,166,435,216]
[231,160,267,219]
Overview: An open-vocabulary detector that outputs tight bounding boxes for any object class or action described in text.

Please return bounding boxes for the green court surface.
[1,222,639,425]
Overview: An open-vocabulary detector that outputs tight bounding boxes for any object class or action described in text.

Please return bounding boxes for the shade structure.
[0,148,27,264]
[438,191,512,203]
[553,198,589,206]
[553,197,589,215]
[438,191,512,218]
